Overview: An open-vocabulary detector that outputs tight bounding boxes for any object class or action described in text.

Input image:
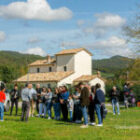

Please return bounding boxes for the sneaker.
[96,124,103,127]
[89,122,96,126]
[48,117,51,120]
[1,120,4,122]
[113,113,116,115]
[80,125,88,128]
[118,113,120,115]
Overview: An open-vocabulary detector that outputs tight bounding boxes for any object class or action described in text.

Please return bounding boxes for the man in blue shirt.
[94,83,105,127]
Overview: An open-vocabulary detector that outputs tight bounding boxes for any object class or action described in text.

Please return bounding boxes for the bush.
[132,84,140,101]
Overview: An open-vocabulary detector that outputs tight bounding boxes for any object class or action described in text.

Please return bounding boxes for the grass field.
[0,106,140,140]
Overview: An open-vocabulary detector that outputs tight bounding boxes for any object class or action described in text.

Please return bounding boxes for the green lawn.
[0,106,140,140]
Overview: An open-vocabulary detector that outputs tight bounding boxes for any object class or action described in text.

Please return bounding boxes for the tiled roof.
[15,71,73,83]
[56,48,92,56]
[29,59,56,67]
[74,75,106,82]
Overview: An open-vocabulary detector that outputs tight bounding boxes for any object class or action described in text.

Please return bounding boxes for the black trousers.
[10,99,18,115]
[21,101,30,121]
[61,103,68,121]
[73,103,82,121]
[36,100,39,113]
[88,101,96,123]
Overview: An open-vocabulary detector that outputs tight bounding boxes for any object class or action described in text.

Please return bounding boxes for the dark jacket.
[52,93,61,103]
[10,89,20,101]
[80,87,90,107]
[94,89,105,104]
[110,90,119,101]
[36,88,42,101]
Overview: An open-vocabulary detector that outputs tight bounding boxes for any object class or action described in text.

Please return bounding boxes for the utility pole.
[26,57,29,83]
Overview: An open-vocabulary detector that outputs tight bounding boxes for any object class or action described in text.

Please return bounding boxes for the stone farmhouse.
[15,48,106,91]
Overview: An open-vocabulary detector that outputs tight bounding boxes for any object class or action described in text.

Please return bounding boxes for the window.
[48,84,51,88]
[64,66,67,71]
[49,67,52,72]
[37,68,40,73]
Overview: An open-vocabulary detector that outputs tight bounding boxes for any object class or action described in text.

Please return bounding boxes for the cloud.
[77,20,85,26]
[24,47,46,56]
[0,0,72,21]
[91,36,126,48]
[86,36,134,57]
[94,13,126,28]
[27,37,42,44]
[61,41,79,48]
[83,13,126,37]
[0,31,6,42]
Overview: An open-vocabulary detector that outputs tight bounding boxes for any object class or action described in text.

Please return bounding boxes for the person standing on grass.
[52,88,61,120]
[29,84,37,117]
[94,83,105,127]
[38,87,47,117]
[21,83,31,122]
[129,88,136,107]
[73,86,82,123]
[79,82,90,128]
[36,84,42,114]
[0,86,6,122]
[110,86,120,115]
[10,84,20,116]
[123,83,130,108]
[67,94,74,122]
[44,87,52,119]
[60,86,69,121]
[88,86,96,126]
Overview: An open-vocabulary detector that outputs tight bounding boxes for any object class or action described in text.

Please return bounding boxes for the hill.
[93,55,134,73]
[0,51,45,83]
[0,51,44,67]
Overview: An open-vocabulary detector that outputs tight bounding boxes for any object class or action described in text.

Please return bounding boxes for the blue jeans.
[112,99,120,114]
[39,103,44,116]
[0,102,4,120]
[53,103,61,118]
[95,104,102,124]
[69,111,73,121]
[81,106,88,125]
[44,101,52,118]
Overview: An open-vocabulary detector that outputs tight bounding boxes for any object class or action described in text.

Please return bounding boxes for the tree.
[0,66,15,83]
[123,5,140,81]
[123,5,140,54]
[128,59,140,81]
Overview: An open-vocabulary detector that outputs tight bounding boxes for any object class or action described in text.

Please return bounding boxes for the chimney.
[46,55,51,63]
[97,71,101,77]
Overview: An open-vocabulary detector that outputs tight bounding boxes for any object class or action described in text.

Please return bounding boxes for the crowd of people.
[0,81,136,128]
[0,82,106,128]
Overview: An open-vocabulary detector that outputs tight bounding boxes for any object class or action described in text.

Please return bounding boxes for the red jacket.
[0,91,6,103]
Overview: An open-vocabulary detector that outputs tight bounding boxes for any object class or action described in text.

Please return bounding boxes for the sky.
[0,0,139,59]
